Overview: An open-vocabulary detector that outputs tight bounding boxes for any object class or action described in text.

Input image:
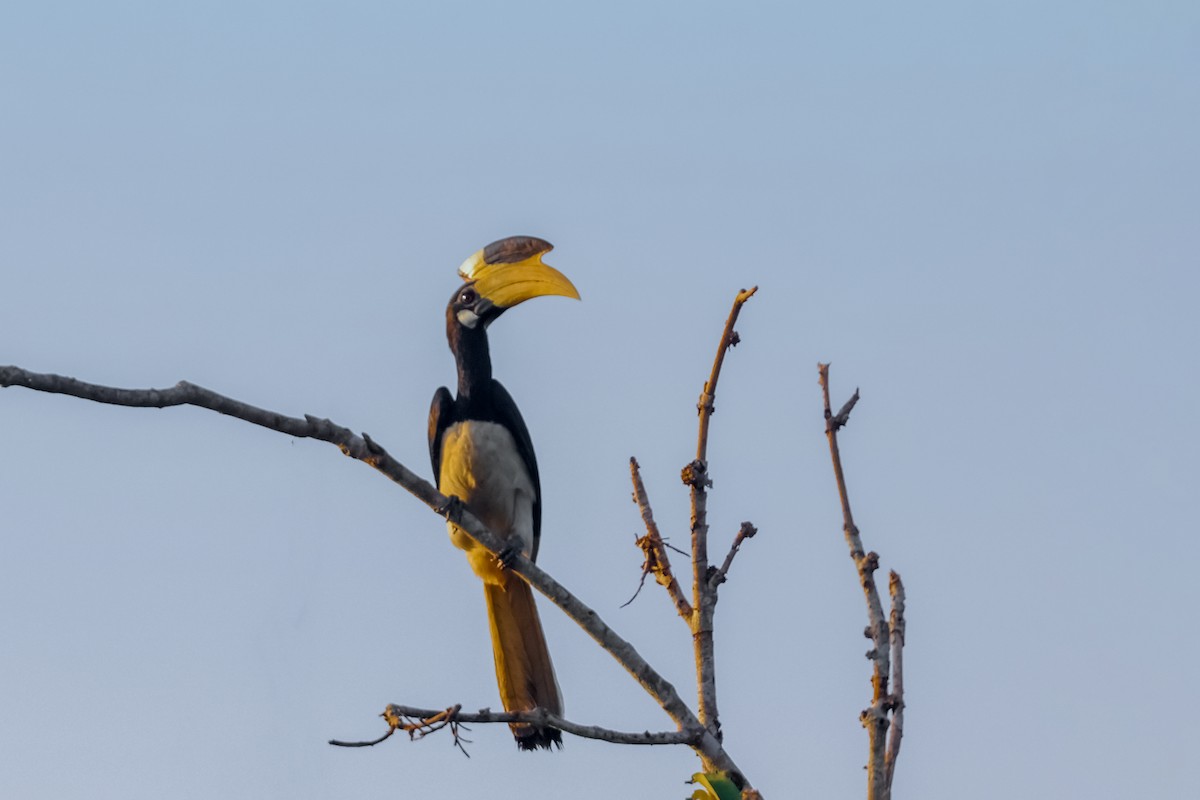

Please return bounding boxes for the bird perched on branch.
[428,236,579,750]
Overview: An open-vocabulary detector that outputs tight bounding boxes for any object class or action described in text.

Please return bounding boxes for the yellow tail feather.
[484,575,563,750]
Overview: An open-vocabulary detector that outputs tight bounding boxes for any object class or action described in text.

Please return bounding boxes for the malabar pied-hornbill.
[428,236,578,750]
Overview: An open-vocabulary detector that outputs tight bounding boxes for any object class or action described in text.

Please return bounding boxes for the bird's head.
[447,236,580,333]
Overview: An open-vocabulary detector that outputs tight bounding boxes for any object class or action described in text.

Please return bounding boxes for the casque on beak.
[458,236,580,309]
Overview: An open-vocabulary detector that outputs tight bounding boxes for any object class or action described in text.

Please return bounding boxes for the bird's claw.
[495,541,522,570]
[437,494,465,522]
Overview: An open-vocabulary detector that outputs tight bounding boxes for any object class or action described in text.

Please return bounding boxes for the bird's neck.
[453,326,493,403]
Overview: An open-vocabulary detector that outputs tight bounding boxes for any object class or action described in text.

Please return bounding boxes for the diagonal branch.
[0,364,753,791]
[711,522,757,587]
[0,367,446,507]
[627,457,693,620]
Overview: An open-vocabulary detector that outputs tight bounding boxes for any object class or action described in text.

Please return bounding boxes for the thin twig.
[688,286,757,749]
[711,522,757,587]
[620,556,652,607]
[831,389,860,430]
[818,362,891,800]
[627,457,693,619]
[0,364,752,789]
[328,728,396,748]
[663,540,689,557]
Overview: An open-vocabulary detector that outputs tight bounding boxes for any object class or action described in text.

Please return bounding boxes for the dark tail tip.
[515,728,563,751]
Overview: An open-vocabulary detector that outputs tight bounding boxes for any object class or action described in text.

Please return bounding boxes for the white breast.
[438,420,536,584]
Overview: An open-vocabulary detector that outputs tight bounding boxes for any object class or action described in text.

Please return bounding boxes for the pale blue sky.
[2,2,1197,798]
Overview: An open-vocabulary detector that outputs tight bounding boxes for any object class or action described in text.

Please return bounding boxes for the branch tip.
[712,521,758,587]
[328,727,397,748]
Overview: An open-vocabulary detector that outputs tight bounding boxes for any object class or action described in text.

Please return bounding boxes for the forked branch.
[0,363,755,794]
[688,287,758,743]
[818,362,906,800]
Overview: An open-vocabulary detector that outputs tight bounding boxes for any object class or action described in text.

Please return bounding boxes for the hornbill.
[428,236,579,750]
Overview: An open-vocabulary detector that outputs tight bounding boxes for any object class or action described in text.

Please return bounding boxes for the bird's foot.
[436,494,464,523]
[495,541,522,570]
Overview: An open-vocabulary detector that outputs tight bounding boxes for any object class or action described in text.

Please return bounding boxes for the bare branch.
[333,702,702,751]
[336,704,704,748]
[0,366,446,510]
[626,457,693,619]
[884,571,907,796]
[711,522,757,587]
[1,364,752,788]
[818,362,892,800]
[689,286,757,750]
[695,286,758,453]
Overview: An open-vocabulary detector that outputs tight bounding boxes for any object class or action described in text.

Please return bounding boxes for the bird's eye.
[459,288,478,305]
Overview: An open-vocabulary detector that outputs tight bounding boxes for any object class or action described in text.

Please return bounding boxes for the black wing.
[427,386,456,487]
[489,379,543,561]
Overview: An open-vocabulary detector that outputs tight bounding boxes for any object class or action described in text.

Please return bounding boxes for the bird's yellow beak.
[458,236,581,309]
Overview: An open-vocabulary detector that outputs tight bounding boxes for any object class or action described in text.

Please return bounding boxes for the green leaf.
[687,771,741,800]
